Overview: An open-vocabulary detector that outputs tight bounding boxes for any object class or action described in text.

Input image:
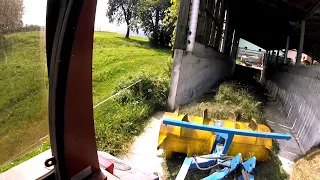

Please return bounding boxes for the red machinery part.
[98,155,114,174]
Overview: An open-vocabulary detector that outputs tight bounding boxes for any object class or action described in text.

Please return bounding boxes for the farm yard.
[1,31,319,180]
[0,31,171,171]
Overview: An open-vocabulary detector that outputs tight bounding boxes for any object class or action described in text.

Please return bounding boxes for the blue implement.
[202,154,242,180]
[163,119,291,140]
[165,118,291,180]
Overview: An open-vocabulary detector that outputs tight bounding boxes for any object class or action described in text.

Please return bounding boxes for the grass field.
[92,32,171,155]
[0,31,171,171]
[0,32,48,166]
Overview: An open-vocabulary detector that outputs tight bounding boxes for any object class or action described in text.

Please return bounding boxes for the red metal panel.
[63,0,99,178]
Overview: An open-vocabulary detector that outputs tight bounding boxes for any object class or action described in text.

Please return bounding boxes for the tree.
[139,0,172,47]
[0,0,24,35]
[163,0,179,46]
[107,0,139,38]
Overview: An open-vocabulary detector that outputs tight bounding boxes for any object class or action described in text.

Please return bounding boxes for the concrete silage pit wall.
[167,42,235,110]
[264,65,320,153]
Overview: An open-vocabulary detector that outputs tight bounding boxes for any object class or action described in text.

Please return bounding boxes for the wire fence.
[93,79,142,109]
[1,79,143,167]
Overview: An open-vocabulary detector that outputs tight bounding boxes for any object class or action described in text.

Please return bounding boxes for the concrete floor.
[264,100,304,175]
[121,112,168,179]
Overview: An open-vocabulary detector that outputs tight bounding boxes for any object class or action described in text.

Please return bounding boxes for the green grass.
[0,139,50,173]
[0,32,48,166]
[92,32,171,104]
[92,32,171,155]
[0,31,172,171]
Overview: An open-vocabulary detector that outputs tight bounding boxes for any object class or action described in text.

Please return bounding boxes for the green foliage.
[0,0,24,34]
[139,0,173,47]
[107,0,140,38]
[95,74,170,155]
[164,0,180,46]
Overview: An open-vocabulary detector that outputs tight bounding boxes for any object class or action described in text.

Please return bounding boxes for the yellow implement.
[158,111,272,161]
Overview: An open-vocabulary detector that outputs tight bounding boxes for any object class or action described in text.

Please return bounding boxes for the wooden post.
[296,20,305,65]
[268,51,271,65]
[209,0,221,46]
[264,51,269,66]
[173,0,191,50]
[276,50,279,64]
[214,0,225,50]
[203,0,214,47]
[284,36,290,64]
[231,33,239,59]
[221,9,229,53]
[224,21,234,55]
[312,45,316,65]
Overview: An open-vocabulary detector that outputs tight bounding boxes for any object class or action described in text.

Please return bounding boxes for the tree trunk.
[152,8,160,46]
[125,25,130,39]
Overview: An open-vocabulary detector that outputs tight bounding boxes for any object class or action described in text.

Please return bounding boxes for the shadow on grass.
[115,36,149,47]
[161,153,209,180]
[114,36,172,55]
[0,36,13,61]
[255,140,288,180]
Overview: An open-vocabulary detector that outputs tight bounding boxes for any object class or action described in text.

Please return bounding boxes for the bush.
[115,74,170,111]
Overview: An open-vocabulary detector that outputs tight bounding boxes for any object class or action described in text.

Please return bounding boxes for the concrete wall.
[263,65,320,153]
[167,43,234,110]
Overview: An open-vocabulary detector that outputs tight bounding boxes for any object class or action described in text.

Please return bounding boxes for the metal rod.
[163,119,292,140]
[284,36,290,64]
[296,20,305,65]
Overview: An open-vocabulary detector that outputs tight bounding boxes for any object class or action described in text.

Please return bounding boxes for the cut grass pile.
[0,31,172,172]
[179,81,288,180]
[0,32,48,166]
[180,81,264,124]
[293,148,320,180]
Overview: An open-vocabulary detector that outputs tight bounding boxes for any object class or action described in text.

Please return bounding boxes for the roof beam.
[304,0,320,20]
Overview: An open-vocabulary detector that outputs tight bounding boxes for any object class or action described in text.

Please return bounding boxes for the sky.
[22,0,270,49]
[22,0,144,36]
[239,39,264,51]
